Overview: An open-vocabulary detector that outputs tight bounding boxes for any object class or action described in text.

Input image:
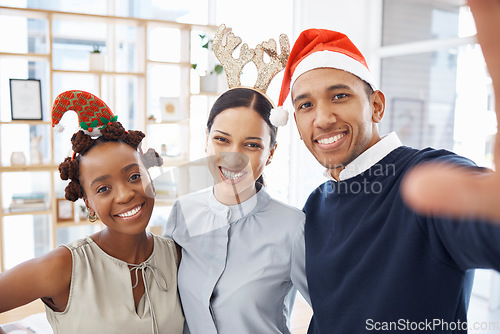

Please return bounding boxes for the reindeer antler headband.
[212,24,290,126]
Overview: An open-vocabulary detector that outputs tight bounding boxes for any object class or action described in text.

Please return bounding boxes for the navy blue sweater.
[304,146,500,333]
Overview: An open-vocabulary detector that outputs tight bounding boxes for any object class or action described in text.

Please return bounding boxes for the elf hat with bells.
[51,90,118,137]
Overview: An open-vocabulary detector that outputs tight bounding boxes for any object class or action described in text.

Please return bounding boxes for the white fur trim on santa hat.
[270,106,289,127]
[291,51,377,91]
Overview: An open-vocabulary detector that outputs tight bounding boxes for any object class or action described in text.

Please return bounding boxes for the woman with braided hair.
[0,91,184,334]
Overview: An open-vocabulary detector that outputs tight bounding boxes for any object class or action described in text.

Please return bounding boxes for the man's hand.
[402,0,500,224]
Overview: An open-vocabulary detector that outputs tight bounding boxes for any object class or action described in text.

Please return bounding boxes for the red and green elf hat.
[51,90,118,137]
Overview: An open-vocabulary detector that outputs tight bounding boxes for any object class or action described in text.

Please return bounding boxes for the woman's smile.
[219,166,249,184]
[206,105,275,205]
[115,203,144,218]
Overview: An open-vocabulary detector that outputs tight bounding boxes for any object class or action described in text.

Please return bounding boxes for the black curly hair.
[58,121,163,201]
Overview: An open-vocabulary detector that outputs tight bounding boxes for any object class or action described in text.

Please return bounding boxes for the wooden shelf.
[2,209,51,216]
[155,199,176,206]
[52,69,145,76]
[56,221,96,228]
[147,60,192,67]
[0,6,218,29]
[0,299,45,324]
[146,119,190,125]
[160,158,191,167]
[0,4,215,273]
[0,52,49,60]
[192,91,222,97]
[0,164,59,173]
[0,121,51,125]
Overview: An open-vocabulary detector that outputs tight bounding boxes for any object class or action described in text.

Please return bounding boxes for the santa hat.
[276,28,377,111]
[51,90,118,137]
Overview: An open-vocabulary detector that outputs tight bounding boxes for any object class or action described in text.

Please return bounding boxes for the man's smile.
[314,131,348,149]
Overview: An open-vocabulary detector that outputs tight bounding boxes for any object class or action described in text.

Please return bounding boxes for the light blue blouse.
[164,187,310,334]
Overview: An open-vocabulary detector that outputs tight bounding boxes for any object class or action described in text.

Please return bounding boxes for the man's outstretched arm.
[402,0,500,224]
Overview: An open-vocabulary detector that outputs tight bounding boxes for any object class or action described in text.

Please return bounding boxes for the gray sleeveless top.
[45,235,184,334]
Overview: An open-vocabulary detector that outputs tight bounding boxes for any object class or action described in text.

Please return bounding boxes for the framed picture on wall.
[9,78,43,121]
[56,198,74,222]
[159,97,186,122]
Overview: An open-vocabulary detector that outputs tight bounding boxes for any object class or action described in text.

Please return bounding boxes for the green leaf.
[111,115,118,122]
[202,42,209,49]
[214,64,224,75]
[100,117,109,124]
[90,120,98,127]
[80,122,89,130]
[191,63,198,70]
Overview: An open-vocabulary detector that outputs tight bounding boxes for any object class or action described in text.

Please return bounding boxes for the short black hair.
[363,80,374,100]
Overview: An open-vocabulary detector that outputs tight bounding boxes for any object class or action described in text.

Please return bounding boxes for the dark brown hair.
[207,87,277,188]
[58,121,163,201]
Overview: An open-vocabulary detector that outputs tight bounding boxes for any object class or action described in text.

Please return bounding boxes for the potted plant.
[89,45,105,71]
[193,34,225,93]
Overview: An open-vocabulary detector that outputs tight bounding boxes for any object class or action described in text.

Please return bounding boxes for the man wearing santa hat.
[277,0,500,333]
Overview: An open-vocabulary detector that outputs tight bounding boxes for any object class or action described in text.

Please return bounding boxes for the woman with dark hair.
[206,87,278,198]
[0,91,184,334]
[165,87,308,334]
[163,25,309,334]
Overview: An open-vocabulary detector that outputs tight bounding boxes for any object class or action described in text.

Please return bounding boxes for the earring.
[88,212,98,223]
[266,156,273,165]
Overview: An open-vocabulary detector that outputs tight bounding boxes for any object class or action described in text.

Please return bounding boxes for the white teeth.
[318,133,346,144]
[117,204,142,218]
[221,168,245,180]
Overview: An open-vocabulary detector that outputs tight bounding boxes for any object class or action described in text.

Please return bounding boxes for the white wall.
[292,0,383,81]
